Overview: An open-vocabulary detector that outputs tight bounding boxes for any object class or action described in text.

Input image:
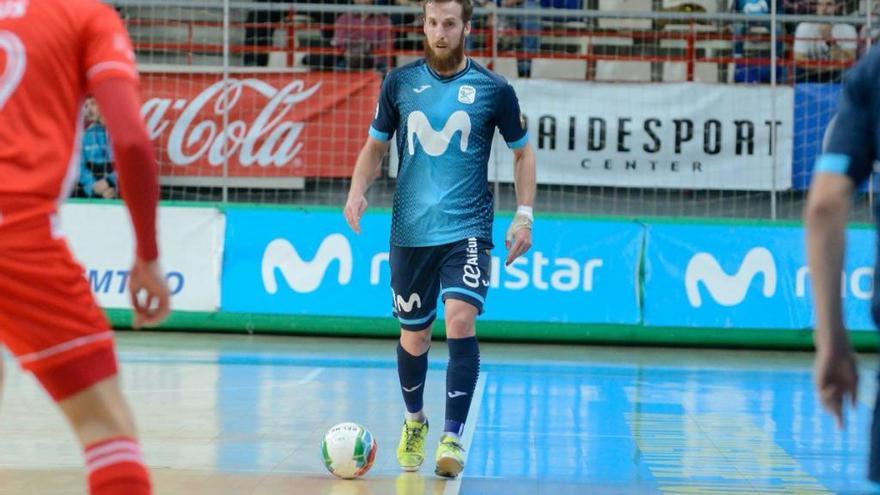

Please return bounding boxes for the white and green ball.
[321,422,378,479]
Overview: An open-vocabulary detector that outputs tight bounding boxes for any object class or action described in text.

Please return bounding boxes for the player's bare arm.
[93,77,171,328]
[804,172,859,428]
[344,137,389,234]
[505,142,536,266]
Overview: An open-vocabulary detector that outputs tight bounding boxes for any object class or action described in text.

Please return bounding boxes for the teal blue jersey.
[369,58,529,247]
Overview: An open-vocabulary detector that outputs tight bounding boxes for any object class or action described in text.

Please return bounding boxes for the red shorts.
[0,205,117,400]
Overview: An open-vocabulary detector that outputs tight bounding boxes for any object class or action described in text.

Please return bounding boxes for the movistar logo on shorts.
[262,234,353,294]
[392,289,422,313]
[685,247,777,307]
[406,110,471,156]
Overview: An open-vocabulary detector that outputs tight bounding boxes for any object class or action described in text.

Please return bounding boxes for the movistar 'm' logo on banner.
[685,247,777,307]
[407,110,471,156]
[262,234,352,294]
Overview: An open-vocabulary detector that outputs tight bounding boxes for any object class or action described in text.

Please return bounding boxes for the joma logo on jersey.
[407,110,471,156]
[685,247,777,307]
[261,234,353,294]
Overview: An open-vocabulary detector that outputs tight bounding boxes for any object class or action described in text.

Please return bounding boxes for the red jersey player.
[0,1,169,494]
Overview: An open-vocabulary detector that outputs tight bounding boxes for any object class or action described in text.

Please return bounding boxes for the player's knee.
[445,315,475,339]
[400,329,431,355]
[40,347,135,444]
[70,407,136,443]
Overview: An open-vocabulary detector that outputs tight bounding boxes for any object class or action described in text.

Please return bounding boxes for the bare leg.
[57,375,137,446]
[0,350,4,413]
[54,374,150,495]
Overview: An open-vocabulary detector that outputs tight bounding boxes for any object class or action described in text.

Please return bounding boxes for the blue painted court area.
[3,333,880,495]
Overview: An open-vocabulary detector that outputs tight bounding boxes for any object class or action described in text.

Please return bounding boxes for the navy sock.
[444,336,480,437]
[397,343,429,414]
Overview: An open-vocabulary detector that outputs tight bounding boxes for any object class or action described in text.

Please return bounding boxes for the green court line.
[105,309,880,351]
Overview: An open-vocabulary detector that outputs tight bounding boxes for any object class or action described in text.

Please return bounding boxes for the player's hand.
[93,179,111,196]
[102,187,117,199]
[344,194,368,235]
[814,341,859,429]
[128,257,171,329]
[505,213,533,266]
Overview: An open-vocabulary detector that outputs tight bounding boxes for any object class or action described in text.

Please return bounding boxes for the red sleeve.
[92,78,160,262]
[81,3,138,92]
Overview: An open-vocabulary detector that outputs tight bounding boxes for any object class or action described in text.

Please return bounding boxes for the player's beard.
[424,31,465,74]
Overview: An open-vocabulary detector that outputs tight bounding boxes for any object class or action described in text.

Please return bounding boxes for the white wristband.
[516,205,534,220]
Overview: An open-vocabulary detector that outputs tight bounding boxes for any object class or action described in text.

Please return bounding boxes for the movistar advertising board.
[221,208,642,324]
[644,224,876,330]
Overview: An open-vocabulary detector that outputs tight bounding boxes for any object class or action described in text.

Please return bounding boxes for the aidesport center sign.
[221,209,642,324]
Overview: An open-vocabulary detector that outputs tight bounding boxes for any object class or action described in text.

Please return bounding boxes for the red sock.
[85,437,151,495]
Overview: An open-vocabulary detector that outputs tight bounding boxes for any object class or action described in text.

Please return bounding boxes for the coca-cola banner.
[140,71,380,179]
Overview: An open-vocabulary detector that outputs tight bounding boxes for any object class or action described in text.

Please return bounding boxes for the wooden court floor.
[0,332,878,494]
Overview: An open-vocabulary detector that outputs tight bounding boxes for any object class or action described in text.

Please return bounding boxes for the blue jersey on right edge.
[815,47,880,485]
[818,47,880,188]
[368,58,529,247]
[818,47,880,324]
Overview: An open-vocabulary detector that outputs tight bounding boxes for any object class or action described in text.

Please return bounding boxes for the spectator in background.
[730,0,786,83]
[781,0,856,45]
[498,0,540,78]
[77,98,117,199]
[782,0,859,15]
[375,0,425,57]
[377,0,421,27]
[244,0,285,66]
[781,0,816,14]
[794,0,857,82]
[333,0,393,71]
[859,1,880,57]
[304,0,350,42]
[540,0,581,15]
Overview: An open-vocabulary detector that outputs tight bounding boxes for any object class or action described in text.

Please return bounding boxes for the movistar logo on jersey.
[262,234,353,294]
[685,247,777,307]
[406,110,471,156]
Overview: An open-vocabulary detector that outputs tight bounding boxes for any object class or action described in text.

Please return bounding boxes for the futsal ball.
[321,422,377,479]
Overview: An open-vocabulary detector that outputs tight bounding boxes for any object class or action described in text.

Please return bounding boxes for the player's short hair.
[422,0,473,24]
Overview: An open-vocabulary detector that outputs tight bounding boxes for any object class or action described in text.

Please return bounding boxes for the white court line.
[293,367,325,385]
[443,372,487,495]
[126,367,325,394]
[858,363,877,409]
